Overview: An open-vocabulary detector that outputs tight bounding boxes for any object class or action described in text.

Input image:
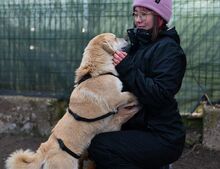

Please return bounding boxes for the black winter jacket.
[116,27,186,148]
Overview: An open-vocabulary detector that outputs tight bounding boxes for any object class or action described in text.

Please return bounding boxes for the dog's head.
[89,33,128,55]
[75,33,128,84]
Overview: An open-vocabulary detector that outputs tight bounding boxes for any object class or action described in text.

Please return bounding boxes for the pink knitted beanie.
[133,0,172,22]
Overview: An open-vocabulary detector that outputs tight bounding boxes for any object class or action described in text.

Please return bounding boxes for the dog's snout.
[118,38,128,45]
[114,37,129,52]
[121,44,131,53]
[123,35,129,42]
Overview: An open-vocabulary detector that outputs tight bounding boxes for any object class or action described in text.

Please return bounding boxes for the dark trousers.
[88,130,182,169]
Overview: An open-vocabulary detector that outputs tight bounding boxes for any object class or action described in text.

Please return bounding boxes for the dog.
[5,33,139,169]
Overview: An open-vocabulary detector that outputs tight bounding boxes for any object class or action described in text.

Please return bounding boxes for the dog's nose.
[123,35,129,42]
[121,44,131,53]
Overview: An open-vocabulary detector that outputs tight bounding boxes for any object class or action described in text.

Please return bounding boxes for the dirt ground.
[1,134,220,169]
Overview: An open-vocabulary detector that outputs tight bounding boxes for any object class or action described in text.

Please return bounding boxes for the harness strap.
[76,73,92,85]
[68,108,116,122]
[57,138,81,159]
[76,72,118,85]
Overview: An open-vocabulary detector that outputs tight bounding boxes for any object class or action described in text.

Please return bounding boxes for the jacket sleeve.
[116,43,186,107]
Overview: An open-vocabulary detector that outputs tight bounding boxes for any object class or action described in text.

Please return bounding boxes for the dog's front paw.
[122,92,138,106]
[114,104,141,124]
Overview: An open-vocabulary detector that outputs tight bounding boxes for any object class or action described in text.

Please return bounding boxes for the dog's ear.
[102,41,115,55]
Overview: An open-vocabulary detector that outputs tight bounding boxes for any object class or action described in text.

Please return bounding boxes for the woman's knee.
[88,133,112,160]
[88,133,122,169]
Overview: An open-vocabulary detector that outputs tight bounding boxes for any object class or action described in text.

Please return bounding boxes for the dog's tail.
[5,149,44,169]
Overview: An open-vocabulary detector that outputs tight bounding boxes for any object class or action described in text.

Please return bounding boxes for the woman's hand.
[113,51,127,66]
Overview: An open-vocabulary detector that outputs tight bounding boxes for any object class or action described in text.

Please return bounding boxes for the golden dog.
[5,33,139,169]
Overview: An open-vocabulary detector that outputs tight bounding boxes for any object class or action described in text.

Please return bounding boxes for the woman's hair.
[151,15,166,41]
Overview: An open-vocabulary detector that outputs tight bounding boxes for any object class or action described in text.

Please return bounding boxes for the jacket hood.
[127,27,180,45]
[160,27,180,44]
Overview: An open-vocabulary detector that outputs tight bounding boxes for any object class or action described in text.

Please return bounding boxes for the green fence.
[0,0,220,113]
[173,0,220,113]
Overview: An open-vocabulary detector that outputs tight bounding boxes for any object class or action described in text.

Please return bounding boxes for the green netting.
[172,0,220,113]
[0,0,220,113]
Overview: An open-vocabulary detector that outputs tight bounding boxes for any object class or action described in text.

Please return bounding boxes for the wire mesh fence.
[0,0,220,113]
[172,0,220,113]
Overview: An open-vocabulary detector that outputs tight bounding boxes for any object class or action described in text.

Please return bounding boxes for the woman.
[88,0,186,169]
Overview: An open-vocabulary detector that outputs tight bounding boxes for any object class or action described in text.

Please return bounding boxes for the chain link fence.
[0,0,220,113]
[173,0,220,113]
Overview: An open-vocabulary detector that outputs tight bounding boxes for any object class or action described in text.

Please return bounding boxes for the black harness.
[68,107,116,123]
[57,138,81,159]
[76,72,117,85]
[57,72,118,159]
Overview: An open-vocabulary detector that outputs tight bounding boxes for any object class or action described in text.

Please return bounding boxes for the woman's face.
[133,6,154,30]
